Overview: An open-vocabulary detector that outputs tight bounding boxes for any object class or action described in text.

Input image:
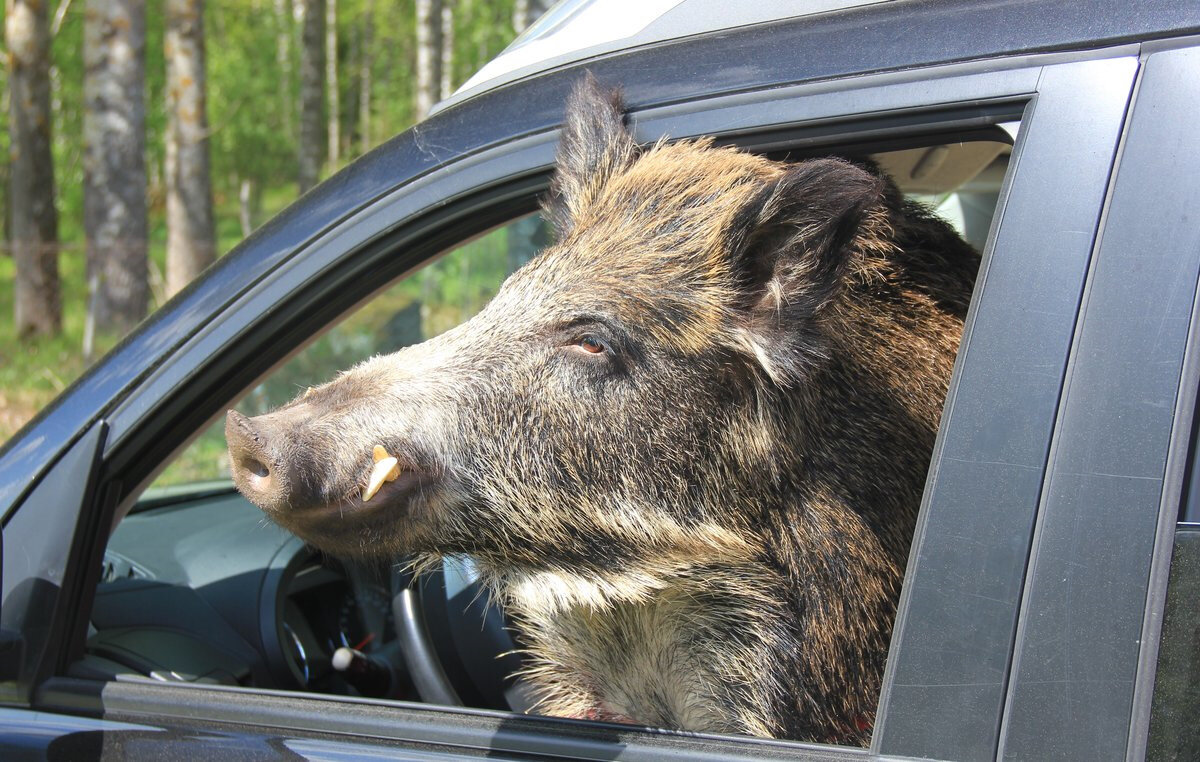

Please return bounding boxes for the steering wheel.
[389,557,528,711]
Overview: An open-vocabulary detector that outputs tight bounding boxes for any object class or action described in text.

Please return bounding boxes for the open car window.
[103,133,1012,750]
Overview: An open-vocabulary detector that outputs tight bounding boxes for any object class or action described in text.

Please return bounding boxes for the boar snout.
[226,409,298,514]
[226,403,435,557]
[226,408,349,517]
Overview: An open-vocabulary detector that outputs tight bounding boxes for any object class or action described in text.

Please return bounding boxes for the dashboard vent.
[100,552,151,583]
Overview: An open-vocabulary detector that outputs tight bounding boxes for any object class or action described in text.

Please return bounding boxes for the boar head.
[226,75,888,591]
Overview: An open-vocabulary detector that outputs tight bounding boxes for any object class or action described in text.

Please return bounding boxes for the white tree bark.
[84,0,148,340]
[325,0,338,166]
[165,0,216,297]
[358,0,372,150]
[439,0,454,100]
[7,0,61,337]
[297,0,324,192]
[512,0,526,33]
[239,178,253,238]
[414,0,442,121]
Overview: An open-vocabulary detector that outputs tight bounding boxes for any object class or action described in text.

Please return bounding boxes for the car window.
[101,134,1012,750]
[1147,439,1200,758]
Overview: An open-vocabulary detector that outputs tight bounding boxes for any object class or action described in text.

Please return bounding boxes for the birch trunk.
[238,178,253,237]
[7,0,61,337]
[358,0,372,150]
[165,0,216,297]
[439,0,453,100]
[414,0,441,121]
[297,0,324,193]
[84,0,149,339]
[512,0,526,32]
[274,0,293,141]
[325,0,338,166]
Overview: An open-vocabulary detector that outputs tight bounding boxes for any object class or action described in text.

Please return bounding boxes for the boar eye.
[576,336,610,355]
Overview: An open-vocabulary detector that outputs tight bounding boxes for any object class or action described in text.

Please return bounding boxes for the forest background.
[0,0,545,444]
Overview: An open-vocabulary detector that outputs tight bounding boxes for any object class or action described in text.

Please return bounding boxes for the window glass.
[1147,525,1200,760]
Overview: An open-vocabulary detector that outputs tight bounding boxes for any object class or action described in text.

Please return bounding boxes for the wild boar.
[226,75,978,745]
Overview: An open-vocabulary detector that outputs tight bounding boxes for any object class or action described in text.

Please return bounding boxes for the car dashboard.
[80,491,408,699]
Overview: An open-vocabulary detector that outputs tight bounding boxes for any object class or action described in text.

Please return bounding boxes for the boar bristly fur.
[227,74,978,745]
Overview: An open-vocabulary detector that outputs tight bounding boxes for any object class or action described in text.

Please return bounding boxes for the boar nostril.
[245,458,270,479]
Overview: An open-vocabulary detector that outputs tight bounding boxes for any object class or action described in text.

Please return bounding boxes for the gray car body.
[2,1,1200,759]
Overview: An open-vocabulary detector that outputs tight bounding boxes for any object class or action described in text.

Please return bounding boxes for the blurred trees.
[325,0,338,166]
[414,0,440,121]
[296,0,323,193]
[0,0,545,442]
[512,0,553,32]
[357,0,371,149]
[439,0,453,99]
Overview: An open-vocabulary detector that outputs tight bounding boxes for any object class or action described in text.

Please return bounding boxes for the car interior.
[75,131,1015,736]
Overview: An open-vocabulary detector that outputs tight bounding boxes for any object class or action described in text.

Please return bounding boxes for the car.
[3,0,1200,758]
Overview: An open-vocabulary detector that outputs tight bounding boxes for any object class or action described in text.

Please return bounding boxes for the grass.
[0,242,117,440]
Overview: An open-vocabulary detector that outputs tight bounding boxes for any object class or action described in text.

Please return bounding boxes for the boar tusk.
[372,444,390,463]
[363,450,401,501]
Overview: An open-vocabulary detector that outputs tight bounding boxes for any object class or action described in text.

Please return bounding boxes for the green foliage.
[451,0,520,94]
[207,1,303,200]
[51,4,85,246]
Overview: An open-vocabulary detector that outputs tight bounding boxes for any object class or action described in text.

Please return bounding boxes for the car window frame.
[873,54,1139,759]
[7,48,1145,760]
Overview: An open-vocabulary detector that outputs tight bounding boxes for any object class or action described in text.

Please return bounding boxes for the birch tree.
[7,0,61,337]
[414,0,441,121]
[439,0,453,100]
[358,0,372,151]
[83,0,149,341]
[325,0,338,166]
[165,0,216,297]
[297,0,324,192]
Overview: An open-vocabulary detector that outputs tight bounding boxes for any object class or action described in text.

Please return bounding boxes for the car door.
[0,36,1151,762]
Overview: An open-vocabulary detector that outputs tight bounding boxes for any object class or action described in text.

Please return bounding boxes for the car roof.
[435,0,889,113]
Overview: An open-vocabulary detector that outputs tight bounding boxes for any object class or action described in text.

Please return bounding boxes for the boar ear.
[729,158,885,386]
[544,73,638,237]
